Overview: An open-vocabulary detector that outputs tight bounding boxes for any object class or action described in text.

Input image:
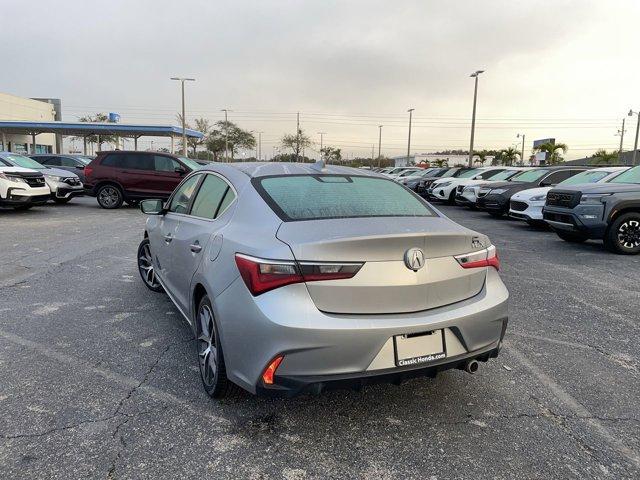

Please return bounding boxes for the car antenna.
[311,159,326,173]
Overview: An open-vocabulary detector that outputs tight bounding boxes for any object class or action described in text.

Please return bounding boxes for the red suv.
[84,151,201,209]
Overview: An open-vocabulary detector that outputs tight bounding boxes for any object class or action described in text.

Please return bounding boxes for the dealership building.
[0,91,203,155]
[0,92,60,153]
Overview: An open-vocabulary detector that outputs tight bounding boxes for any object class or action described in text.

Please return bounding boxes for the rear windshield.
[609,166,640,184]
[254,174,435,221]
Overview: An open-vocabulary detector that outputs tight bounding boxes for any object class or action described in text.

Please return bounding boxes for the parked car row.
[0,150,204,212]
[0,152,86,210]
[415,164,640,255]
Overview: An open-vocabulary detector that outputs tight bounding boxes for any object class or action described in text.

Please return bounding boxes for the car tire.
[446,190,457,205]
[556,231,588,243]
[96,184,123,209]
[53,197,71,204]
[604,212,640,255]
[196,294,240,399]
[13,204,33,211]
[137,238,164,292]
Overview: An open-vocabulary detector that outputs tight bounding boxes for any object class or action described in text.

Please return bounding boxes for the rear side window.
[40,156,59,165]
[255,175,435,221]
[101,153,153,170]
[190,174,234,219]
[100,154,124,167]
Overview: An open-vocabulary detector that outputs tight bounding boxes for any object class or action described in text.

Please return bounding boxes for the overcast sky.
[2,0,639,159]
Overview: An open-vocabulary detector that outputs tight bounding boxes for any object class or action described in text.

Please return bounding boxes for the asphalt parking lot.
[1,197,639,479]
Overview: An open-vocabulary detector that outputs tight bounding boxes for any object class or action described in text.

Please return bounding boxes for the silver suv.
[138,163,509,398]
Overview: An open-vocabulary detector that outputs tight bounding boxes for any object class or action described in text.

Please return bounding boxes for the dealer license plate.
[394,330,446,367]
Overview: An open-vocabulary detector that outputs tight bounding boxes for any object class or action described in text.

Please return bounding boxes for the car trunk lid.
[276,217,487,314]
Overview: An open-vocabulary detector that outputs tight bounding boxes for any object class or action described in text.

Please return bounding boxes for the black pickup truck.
[542,166,640,254]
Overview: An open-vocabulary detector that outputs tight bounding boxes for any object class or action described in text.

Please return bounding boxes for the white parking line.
[508,345,640,470]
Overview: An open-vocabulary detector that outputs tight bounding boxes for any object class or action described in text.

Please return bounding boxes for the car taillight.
[235,254,363,296]
[454,245,500,270]
[262,355,284,385]
[84,165,93,178]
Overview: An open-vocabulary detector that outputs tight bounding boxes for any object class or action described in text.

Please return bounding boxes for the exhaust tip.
[464,359,479,374]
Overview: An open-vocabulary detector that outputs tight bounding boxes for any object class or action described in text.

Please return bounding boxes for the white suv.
[0,164,51,210]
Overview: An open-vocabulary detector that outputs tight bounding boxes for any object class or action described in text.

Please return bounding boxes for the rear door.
[150,155,186,195]
[118,153,157,195]
[170,173,236,312]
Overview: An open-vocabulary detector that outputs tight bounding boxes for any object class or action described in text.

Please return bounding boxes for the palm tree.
[534,142,568,165]
[591,149,619,165]
[473,150,487,166]
[433,159,448,167]
[500,147,520,166]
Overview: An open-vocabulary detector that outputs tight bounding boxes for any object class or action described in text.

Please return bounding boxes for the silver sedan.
[138,162,509,398]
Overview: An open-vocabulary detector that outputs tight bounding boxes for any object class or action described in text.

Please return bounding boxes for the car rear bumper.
[213,268,509,396]
[256,343,503,397]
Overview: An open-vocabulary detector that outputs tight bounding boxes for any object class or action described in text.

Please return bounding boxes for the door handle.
[190,242,202,253]
[164,234,173,243]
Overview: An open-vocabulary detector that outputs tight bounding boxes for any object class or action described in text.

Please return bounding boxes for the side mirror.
[540,180,553,187]
[140,199,164,215]
[175,166,187,175]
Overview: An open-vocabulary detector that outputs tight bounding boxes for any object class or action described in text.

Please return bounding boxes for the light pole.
[615,118,626,159]
[221,108,232,161]
[378,125,383,166]
[468,70,484,167]
[170,77,195,157]
[628,109,639,165]
[516,133,526,165]
[317,132,326,161]
[256,131,264,161]
[407,109,414,165]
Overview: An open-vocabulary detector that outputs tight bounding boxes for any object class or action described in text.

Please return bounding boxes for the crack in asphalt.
[105,337,191,479]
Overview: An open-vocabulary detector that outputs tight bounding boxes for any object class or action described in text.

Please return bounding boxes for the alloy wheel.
[138,242,161,289]
[617,220,640,249]
[99,186,119,208]
[197,304,217,387]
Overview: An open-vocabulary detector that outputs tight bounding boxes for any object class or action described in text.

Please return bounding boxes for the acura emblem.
[404,248,425,271]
